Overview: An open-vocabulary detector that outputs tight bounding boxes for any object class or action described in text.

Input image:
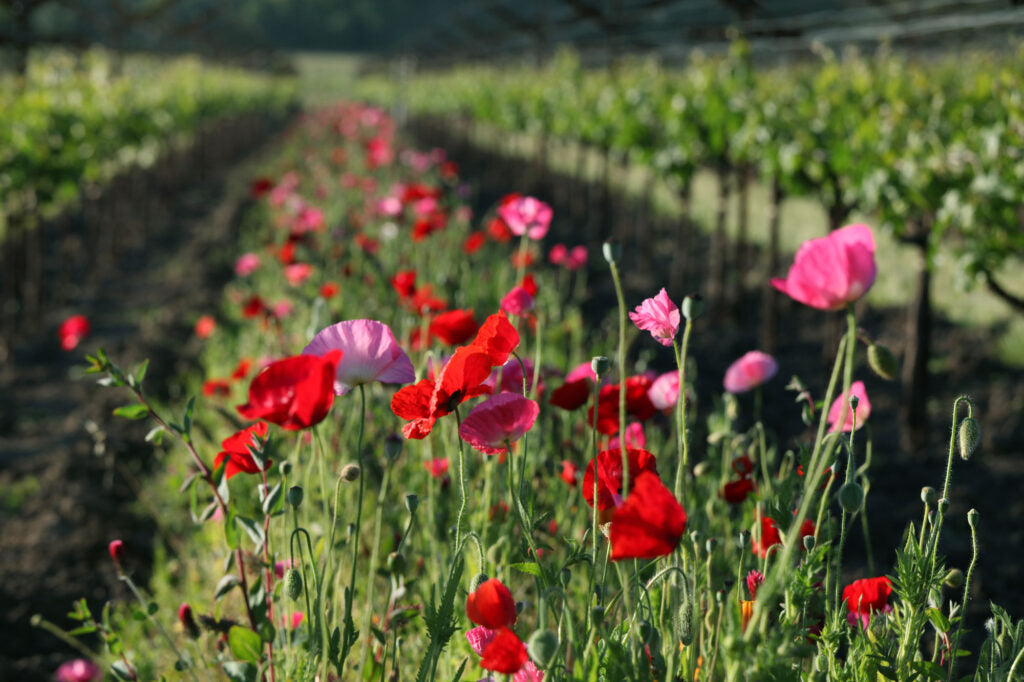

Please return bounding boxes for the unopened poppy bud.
[469,573,490,593]
[867,343,898,380]
[682,294,704,321]
[937,498,951,513]
[705,538,717,554]
[689,529,702,545]
[676,599,694,645]
[737,530,750,548]
[958,417,980,461]
[404,493,418,513]
[591,604,605,626]
[527,629,559,669]
[341,463,361,482]
[178,603,200,639]
[803,534,816,551]
[279,461,293,476]
[285,568,303,601]
[602,240,620,264]
[967,508,979,526]
[385,434,403,462]
[693,461,709,477]
[943,568,964,588]
[560,568,571,588]
[387,551,406,575]
[837,482,864,513]
[108,539,125,567]
[287,485,303,508]
[921,486,937,505]
[848,394,860,411]
[591,356,611,377]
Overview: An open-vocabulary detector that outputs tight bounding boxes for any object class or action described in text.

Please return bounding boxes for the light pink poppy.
[565,361,597,384]
[498,196,552,240]
[827,381,872,432]
[271,300,293,319]
[486,357,538,395]
[303,319,415,395]
[294,206,324,233]
[377,195,403,217]
[723,351,779,394]
[564,245,588,270]
[771,224,877,311]
[466,628,545,682]
[274,558,297,579]
[458,394,540,455]
[284,263,314,286]
[648,371,680,411]
[501,286,535,317]
[609,422,646,449]
[629,288,680,347]
[235,252,261,277]
[55,659,102,682]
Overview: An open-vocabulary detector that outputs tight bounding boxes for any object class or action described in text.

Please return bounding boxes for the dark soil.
[0,133,274,679]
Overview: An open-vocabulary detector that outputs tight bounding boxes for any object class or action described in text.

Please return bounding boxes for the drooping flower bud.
[958,417,980,461]
[591,356,611,377]
[602,240,621,264]
[675,598,694,645]
[285,568,303,601]
[404,493,419,513]
[837,482,865,513]
[387,551,406,576]
[527,629,559,669]
[287,486,304,509]
[279,461,293,476]
[341,463,361,482]
[385,434,403,462]
[469,573,490,593]
[108,540,125,567]
[178,602,201,639]
[943,568,964,589]
[867,343,898,381]
[967,508,979,526]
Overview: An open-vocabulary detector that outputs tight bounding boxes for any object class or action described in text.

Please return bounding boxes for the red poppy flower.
[466,578,517,629]
[520,274,538,297]
[610,471,687,561]
[469,313,520,366]
[424,457,449,478]
[355,233,379,254]
[411,285,447,315]
[242,296,266,319]
[486,216,513,242]
[752,516,782,558]
[231,358,252,380]
[722,478,755,504]
[587,377,658,435]
[582,447,658,511]
[480,627,528,675]
[391,270,418,299]
[237,351,342,430]
[278,241,296,266]
[250,177,273,197]
[213,422,270,479]
[429,309,479,345]
[510,248,535,268]
[58,314,91,351]
[320,281,340,299]
[732,455,755,476]
[560,460,579,487]
[203,379,231,397]
[463,231,486,254]
[194,315,216,339]
[440,160,459,179]
[412,212,448,241]
[842,576,892,615]
[391,347,493,439]
[401,183,439,203]
[549,378,590,411]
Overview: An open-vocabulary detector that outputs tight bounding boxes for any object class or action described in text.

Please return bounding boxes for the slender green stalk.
[358,460,393,674]
[930,396,973,574]
[673,318,693,502]
[454,407,470,551]
[607,257,629,497]
[947,510,979,682]
[339,385,368,672]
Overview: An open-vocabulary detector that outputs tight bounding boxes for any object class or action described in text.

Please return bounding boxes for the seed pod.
[527,629,559,669]
[837,482,864,513]
[286,485,303,509]
[867,343,898,381]
[958,417,980,461]
[404,493,419,513]
[591,356,611,377]
[921,486,937,505]
[341,464,361,482]
[285,568,303,601]
[675,598,694,646]
[682,294,704,321]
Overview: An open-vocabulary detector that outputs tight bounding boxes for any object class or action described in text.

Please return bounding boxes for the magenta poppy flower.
[303,320,415,395]
[723,351,779,394]
[284,263,314,286]
[629,288,679,347]
[648,371,680,411]
[235,252,261,276]
[501,286,535,317]
[771,224,877,310]
[827,380,871,432]
[609,422,646,450]
[498,196,552,240]
[458,393,540,455]
[55,659,102,682]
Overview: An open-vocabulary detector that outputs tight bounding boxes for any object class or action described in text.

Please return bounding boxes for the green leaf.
[145,426,165,445]
[222,661,258,682]
[262,482,283,516]
[228,625,263,663]
[926,607,950,632]
[113,404,149,420]
[67,625,98,636]
[510,561,542,577]
[134,359,149,384]
[183,396,196,441]
[235,515,265,549]
[224,509,240,549]
[147,602,158,616]
[910,660,945,680]
[215,574,240,600]
[110,661,135,681]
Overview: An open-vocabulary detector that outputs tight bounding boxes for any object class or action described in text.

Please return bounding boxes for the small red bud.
[108,540,125,566]
[179,603,201,639]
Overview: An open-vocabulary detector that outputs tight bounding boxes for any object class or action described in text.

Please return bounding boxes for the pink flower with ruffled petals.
[459,394,540,455]
[303,320,415,396]
[648,371,680,411]
[501,286,535,317]
[284,263,314,286]
[629,288,679,347]
[723,351,779,394]
[235,252,261,277]
[827,380,871,432]
[498,196,552,240]
[55,659,102,682]
[609,422,646,449]
[771,223,877,310]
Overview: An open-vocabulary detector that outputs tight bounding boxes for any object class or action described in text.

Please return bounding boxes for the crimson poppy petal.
[609,471,686,560]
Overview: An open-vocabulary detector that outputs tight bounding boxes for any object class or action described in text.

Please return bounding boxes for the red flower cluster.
[722,454,757,504]
[587,375,658,435]
[751,515,815,558]
[391,313,519,439]
[237,350,342,430]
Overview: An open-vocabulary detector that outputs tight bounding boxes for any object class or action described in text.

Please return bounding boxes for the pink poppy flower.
[565,361,597,384]
[424,457,449,478]
[58,315,91,351]
[274,558,297,579]
[771,224,877,310]
[377,195,403,217]
[501,286,535,317]
[827,381,871,432]
[564,245,588,270]
[194,315,216,339]
[284,263,314,286]
[271,300,293,319]
[55,659,102,682]
[629,288,679,347]
[647,371,680,411]
[609,422,646,449]
[458,393,540,455]
[303,320,415,396]
[723,351,779,394]
[466,627,544,682]
[548,243,568,265]
[498,196,552,240]
[235,252,261,277]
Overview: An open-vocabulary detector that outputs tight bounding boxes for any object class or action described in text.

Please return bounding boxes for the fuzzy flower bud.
[108,540,125,567]
[178,603,201,639]
[803,534,816,551]
[938,498,951,514]
[943,568,964,589]
[287,485,303,508]
[341,463,361,482]
[837,482,865,513]
[958,417,980,461]
[591,356,611,377]
[404,493,419,513]
[602,240,621,264]
[921,486,937,505]
[285,568,303,601]
[387,551,406,575]
[469,573,490,593]
[967,508,979,526]
[676,599,694,645]
[682,294,704,321]
[527,629,559,669]
[867,343,898,381]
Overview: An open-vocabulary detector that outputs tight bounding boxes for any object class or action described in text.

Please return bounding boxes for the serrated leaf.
[510,561,542,577]
[228,625,263,663]
[222,661,258,682]
[113,404,149,420]
[215,574,240,600]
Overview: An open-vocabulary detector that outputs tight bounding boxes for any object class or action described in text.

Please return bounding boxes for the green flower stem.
[947,510,979,682]
[607,257,629,498]
[339,385,368,672]
[673,318,693,502]
[358,458,393,674]
[832,411,859,616]
[454,407,470,552]
[930,396,973,574]
[119,572,197,681]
